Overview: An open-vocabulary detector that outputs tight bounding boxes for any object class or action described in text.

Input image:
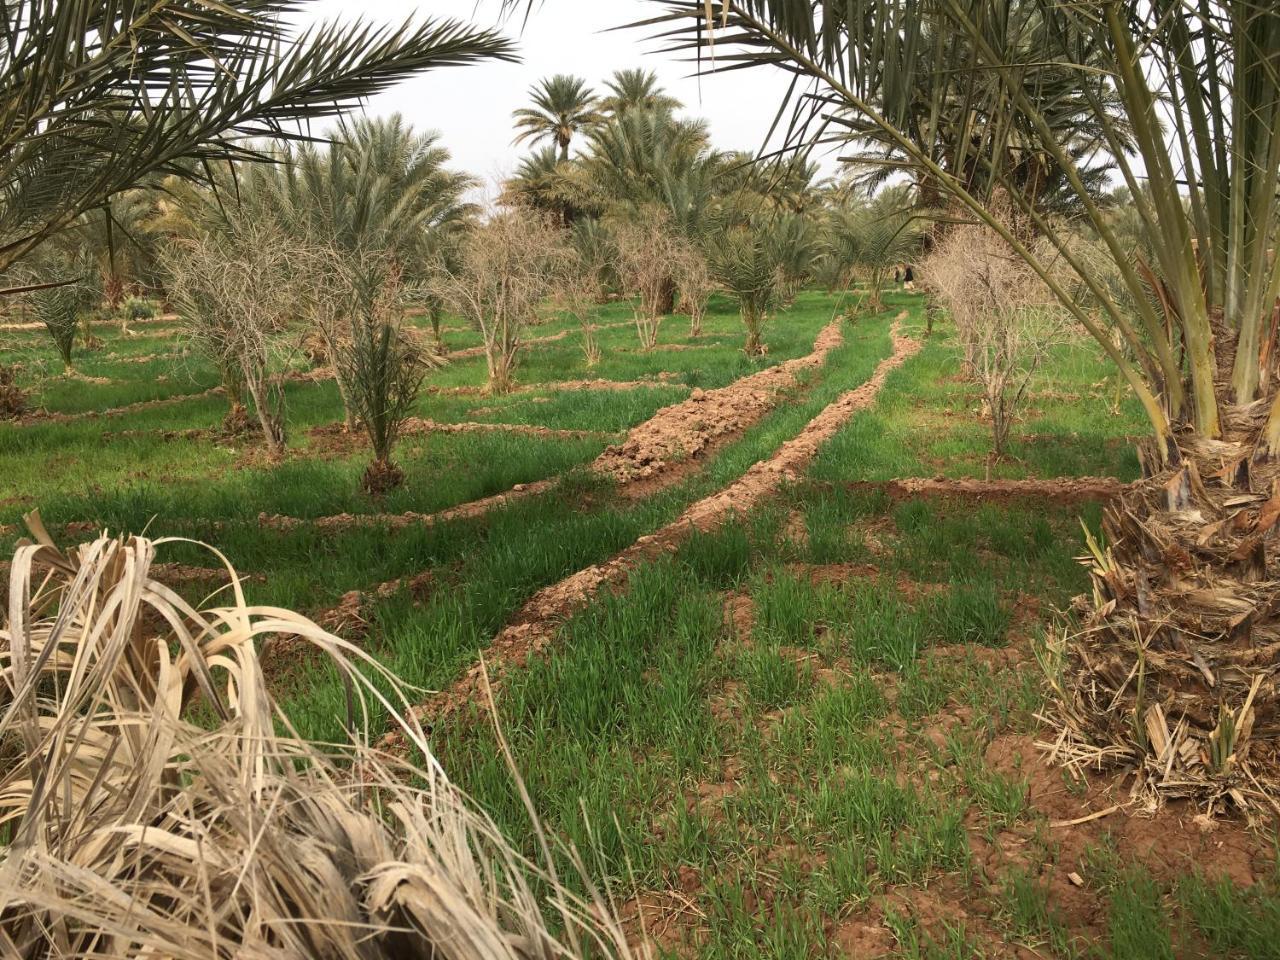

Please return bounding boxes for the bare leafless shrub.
[0,519,635,960]
[674,244,714,338]
[164,219,312,457]
[557,254,606,367]
[428,209,571,393]
[922,216,1072,455]
[610,214,684,350]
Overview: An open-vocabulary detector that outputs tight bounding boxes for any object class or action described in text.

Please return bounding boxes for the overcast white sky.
[300,1,835,187]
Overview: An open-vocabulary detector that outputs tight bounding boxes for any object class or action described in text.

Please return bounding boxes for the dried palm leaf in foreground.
[0,516,634,959]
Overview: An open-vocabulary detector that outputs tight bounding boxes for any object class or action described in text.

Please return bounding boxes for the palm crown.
[512,74,604,160]
[0,2,514,279]
[599,68,682,116]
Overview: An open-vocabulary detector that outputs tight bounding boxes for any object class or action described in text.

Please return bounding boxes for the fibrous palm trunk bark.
[1058,315,1280,812]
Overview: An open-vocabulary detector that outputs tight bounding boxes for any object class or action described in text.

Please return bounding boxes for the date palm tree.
[580,109,718,312]
[503,146,597,227]
[512,74,603,161]
[0,2,514,285]
[213,115,473,426]
[599,68,683,117]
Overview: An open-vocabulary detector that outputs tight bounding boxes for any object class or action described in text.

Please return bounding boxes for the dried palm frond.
[0,514,634,960]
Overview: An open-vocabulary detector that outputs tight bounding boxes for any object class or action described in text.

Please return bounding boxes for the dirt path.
[840,475,1130,504]
[0,313,178,332]
[290,418,620,463]
[16,384,225,425]
[442,320,633,360]
[594,320,845,488]
[378,321,920,750]
[258,320,846,533]
[422,374,688,397]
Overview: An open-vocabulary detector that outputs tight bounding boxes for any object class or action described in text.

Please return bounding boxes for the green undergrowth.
[1,290,850,546]
[810,314,1146,484]
[275,309,897,738]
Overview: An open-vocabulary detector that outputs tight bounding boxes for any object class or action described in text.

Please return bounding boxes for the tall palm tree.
[512,74,603,161]
[580,109,717,312]
[599,68,683,116]
[0,3,514,283]
[270,115,478,271]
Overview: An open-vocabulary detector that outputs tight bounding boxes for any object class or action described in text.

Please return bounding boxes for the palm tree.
[580,109,717,312]
[269,115,478,271]
[512,75,603,161]
[70,190,164,314]
[599,68,683,116]
[579,109,714,224]
[820,186,923,311]
[828,18,1131,222]
[707,215,794,356]
[0,3,514,283]
[190,116,474,426]
[629,0,1280,811]
[503,147,596,227]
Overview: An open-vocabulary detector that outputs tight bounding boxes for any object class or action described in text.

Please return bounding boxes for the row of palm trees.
[513,69,682,160]
[501,67,929,354]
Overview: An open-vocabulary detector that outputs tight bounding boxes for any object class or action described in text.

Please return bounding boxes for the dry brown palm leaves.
[0,513,634,959]
[1042,413,1280,817]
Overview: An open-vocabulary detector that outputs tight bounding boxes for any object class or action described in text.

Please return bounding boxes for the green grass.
[12,286,1241,959]
[810,315,1147,484]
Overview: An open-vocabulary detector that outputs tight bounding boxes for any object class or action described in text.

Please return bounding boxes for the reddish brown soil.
[840,475,1130,505]
[0,557,259,607]
[378,322,921,752]
[256,479,560,534]
[423,375,687,398]
[260,322,848,533]
[294,418,617,462]
[625,608,1277,959]
[443,320,632,360]
[0,313,178,332]
[594,320,845,487]
[16,385,225,425]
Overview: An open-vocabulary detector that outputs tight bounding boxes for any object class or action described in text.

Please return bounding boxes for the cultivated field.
[9,289,1273,958]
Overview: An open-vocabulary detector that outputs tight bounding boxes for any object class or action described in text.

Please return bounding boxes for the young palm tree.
[707,215,794,356]
[599,68,683,116]
[821,187,923,312]
[178,116,473,428]
[30,250,101,373]
[0,3,514,282]
[338,265,436,494]
[512,74,603,161]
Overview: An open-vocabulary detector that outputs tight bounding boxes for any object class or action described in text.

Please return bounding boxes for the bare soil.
[594,320,845,489]
[840,475,1130,505]
[378,321,921,751]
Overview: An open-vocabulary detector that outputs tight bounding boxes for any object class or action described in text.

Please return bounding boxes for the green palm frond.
[0,2,515,273]
[599,68,683,116]
[512,74,604,160]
